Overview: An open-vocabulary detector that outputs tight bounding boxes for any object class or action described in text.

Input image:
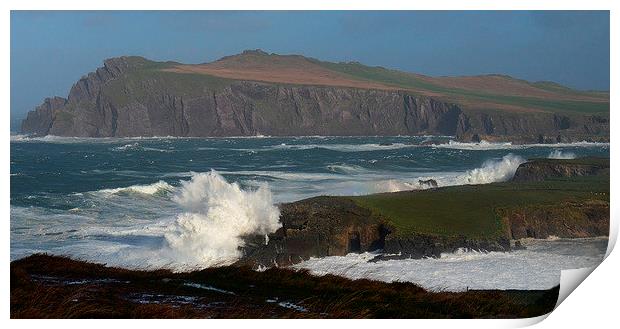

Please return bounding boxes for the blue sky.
[10,11,610,122]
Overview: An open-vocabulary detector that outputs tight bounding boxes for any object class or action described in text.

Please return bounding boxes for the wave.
[111,142,174,153]
[193,141,420,154]
[456,154,525,185]
[11,135,124,144]
[163,171,281,269]
[96,181,175,196]
[368,154,525,193]
[548,150,576,159]
[237,142,419,153]
[12,171,281,271]
[326,164,371,175]
[433,140,609,150]
[112,142,141,151]
[10,135,191,144]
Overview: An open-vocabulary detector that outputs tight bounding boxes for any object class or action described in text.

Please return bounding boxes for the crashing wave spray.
[373,154,526,193]
[163,170,281,269]
[548,150,576,159]
[457,154,525,185]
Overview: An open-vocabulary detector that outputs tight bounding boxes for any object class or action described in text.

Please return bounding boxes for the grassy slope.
[315,60,609,114]
[352,174,609,239]
[103,60,234,107]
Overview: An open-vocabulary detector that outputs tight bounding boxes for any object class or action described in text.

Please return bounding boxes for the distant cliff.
[20,53,610,141]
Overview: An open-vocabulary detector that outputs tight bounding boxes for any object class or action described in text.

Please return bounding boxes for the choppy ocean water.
[10,135,609,290]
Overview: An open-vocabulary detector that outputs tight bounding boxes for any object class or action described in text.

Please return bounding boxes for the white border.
[2,1,617,328]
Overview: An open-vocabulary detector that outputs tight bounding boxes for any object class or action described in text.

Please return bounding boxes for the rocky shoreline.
[236,157,609,268]
[10,157,608,318]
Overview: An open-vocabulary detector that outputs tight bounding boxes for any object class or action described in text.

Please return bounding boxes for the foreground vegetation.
[11,254,558,319]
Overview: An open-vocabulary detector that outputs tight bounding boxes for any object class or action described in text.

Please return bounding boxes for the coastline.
[10,144,610,317]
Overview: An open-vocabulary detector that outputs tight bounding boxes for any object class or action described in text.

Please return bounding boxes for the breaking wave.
[456,154,525,185]
[368,154,525,193]
[163,171,281,269]
[13,171,282,271]
[548,150,576,159]
[326,164,371,175]
[433,140,609,150]
[96,181,175,196]
[261,142,416,153]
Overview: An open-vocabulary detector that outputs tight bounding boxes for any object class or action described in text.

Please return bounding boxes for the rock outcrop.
[20,56,609,142]
[236,197,389,267]
[512,157,610,182]
[500,200,609,239]
[236,157,609,268]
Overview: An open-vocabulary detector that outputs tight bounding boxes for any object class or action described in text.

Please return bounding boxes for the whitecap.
[95,181,175,196]
[548,150,577,159]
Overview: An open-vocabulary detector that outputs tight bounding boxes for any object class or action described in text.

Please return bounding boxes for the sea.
[10,135,609,291]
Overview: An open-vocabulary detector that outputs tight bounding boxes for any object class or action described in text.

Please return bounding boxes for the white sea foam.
[455,153,525,185]
[548,150,577,159]
[97,181,175,196]
[326,164,372,175]
[10,135,191,144]
[12,171,282,271]
[293,238,607,291]
[162,171,281,269]
[113,142,141,151]
[365,154,525,193]
[433,140,608,150]
[257,142,417,153]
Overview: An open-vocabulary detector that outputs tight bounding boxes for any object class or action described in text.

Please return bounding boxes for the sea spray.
[458,154,525,185]
[548,150,576,159]
[11,137,609,273]
[370,154,525,193]
[163,170,281,268]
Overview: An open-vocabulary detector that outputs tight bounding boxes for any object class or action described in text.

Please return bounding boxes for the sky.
[10,10,610,124]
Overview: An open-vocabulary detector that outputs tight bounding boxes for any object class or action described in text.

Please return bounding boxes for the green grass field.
[352,175,609,239]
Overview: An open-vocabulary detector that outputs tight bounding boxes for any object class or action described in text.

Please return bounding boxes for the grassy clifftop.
[352,158,609,239]
[156,49,608,115]
[353,175,608,239]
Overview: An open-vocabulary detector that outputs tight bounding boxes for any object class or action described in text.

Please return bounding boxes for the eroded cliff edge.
[20,56,609,142]
[237,157,609,268]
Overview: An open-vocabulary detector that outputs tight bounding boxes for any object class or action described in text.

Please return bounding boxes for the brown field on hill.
[165,65,401,91]
[159,50,608,114]
[420,75,607,102]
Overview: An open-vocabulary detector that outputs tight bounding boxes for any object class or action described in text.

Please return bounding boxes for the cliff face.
[456,111,610,143]
[237,197,388,267]
[500,200,609,240]
[20,56,609,141]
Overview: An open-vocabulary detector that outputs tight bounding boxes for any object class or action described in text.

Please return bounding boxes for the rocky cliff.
[237,157,609,268]
[20,55,609,141]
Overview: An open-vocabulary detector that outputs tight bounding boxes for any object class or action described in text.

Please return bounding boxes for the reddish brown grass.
[11,254,558,319]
